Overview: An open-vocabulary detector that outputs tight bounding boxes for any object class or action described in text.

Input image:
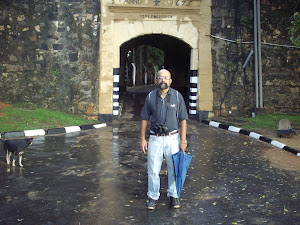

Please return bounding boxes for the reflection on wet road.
[0,119,299,224]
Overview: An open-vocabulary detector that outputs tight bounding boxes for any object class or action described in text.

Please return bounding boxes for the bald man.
[140,69,188,210]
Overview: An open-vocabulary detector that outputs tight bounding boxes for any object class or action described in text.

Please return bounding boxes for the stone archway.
[118,34,191,119]
[98,0,213,121]
[119,34,191,94]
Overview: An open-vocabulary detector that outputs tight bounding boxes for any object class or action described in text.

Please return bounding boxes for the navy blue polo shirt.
[141,88,188,133]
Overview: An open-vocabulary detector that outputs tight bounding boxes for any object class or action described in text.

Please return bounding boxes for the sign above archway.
[98,0,213,121]
[109,0,201,14]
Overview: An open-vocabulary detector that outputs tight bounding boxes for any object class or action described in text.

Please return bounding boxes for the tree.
[288,12,300,47]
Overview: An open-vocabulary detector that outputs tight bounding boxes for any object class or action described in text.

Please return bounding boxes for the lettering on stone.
[153,0,160,6]
[122,0,192,6]
[176,0,192,6]
[124,0,143,4]
[140,15,173,19]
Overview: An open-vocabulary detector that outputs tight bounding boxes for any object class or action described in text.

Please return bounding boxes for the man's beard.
[158,82,169,90]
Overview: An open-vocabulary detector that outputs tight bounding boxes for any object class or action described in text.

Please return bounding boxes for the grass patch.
[0,104,98,133]
[241,114,300,130]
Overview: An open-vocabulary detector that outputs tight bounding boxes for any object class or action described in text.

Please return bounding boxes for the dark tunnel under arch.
[119,34,192,97]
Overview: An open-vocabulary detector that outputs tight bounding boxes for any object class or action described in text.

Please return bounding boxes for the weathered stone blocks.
[0,0,100,115]
[211,0,299,116]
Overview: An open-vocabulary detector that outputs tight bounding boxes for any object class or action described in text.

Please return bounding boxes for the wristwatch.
[180,140,187,144]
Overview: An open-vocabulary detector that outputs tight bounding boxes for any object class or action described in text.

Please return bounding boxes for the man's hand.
[140,120,148,154]
[179,120,187,154]
[140,139,148,154]
[180,142,187,154]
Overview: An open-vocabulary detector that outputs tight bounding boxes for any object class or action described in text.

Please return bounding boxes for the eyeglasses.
[157,76,170,80]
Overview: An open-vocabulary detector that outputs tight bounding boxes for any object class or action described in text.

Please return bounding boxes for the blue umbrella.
[172,150,192,198]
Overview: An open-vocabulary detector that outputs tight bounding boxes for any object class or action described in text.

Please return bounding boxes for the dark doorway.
[119,34,191,120]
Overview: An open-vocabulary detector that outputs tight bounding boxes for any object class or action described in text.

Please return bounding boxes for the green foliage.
[147,46,164,68]
[227,61,235,73]
[50,70,61,77]
[240,16,249,27]
[127,46,164,69]
[241,114,300,130]
[0,105,98,133]
[288,12,300,47]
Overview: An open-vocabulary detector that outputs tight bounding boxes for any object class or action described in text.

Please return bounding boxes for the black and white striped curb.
[201,120,300,157]
[113,68,120,119]
[189,70,198,115]
[1,123,107,139]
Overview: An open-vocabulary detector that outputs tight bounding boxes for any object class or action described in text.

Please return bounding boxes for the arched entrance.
[118,34,191,120]
[98,0,213,121]
[120,34,190,95]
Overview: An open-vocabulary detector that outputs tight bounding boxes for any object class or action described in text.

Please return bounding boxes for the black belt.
[150,131,178,136]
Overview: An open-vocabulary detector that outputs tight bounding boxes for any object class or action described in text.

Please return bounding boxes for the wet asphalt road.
[1,118,299,225]
[1,87,300,224]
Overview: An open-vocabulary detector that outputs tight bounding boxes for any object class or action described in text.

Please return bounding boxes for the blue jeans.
[147,133,180,200]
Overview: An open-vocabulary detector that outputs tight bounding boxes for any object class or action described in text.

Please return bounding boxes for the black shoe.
[170,197,180,209]
[147,198,156,210]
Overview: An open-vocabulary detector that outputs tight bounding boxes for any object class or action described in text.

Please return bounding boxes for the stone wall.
[211,0,300,117]
[0,0,100,116]
[0,0,299,118]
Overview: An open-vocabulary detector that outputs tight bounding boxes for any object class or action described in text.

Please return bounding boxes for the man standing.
[140,69,188,210]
